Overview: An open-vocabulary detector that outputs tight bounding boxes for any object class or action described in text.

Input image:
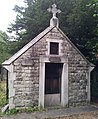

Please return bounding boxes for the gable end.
[2,26,54,65]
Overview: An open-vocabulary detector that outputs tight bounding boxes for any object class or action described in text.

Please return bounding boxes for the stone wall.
[13,37,47,108]
[13,27,89,108]
[61,36,88,106]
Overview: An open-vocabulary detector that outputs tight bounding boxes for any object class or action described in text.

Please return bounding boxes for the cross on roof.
[47,4,61,18]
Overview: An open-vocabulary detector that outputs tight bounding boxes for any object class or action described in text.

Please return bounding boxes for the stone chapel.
[2,4,94,109]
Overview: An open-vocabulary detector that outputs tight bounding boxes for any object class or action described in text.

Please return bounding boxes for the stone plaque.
[49,57,61,63]
[22,59,34,66]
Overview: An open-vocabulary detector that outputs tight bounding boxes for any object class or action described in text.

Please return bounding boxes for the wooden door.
[45,63,63,106]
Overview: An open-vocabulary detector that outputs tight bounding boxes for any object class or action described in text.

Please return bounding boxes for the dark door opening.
[91,68,98,103]
[44,63,63,106]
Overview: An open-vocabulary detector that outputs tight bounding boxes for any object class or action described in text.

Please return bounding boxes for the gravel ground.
[0,105,98,119]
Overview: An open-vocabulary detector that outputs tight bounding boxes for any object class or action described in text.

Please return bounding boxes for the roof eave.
[2,26,55,65]
[57,27,95,67]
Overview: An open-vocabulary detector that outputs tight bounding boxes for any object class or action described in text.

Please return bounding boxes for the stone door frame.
[39,56,68,108]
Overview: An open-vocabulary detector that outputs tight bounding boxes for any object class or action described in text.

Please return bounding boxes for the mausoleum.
[2,4,94,109]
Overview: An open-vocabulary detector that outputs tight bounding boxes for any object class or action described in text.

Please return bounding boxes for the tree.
[7,0,77,54]
[8,0,98,64]
[67,0,98,63]
[0,31,10,64]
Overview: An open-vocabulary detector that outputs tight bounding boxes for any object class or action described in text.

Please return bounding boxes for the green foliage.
[7,0,76,55]
[5,108,19,115]
[67,0,98,63]
[0,31,11,64]
[4,106,45,115]
[7,0,98,63]
[0,81,7,113]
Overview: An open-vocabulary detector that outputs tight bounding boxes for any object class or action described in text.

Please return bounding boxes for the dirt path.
[0,105,98,119]
[0,113,36,119]
[0,112,98,119]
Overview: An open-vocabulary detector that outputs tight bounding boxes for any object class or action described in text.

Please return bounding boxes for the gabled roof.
[2,26,94,67]
[2,26,54,65]
[57,28,94,67]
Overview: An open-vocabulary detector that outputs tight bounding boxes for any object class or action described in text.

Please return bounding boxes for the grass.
[0,81,7,115]
[4,106,46,115]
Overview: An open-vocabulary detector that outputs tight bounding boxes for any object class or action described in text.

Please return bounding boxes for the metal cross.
[47,4,61,18]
